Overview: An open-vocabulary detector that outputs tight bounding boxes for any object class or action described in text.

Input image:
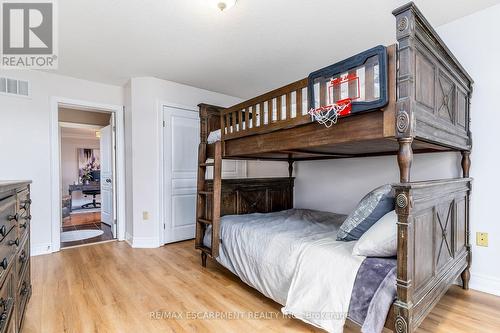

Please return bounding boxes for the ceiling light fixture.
[212,0,237,12]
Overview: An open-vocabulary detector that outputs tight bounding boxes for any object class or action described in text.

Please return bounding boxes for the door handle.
[106,179,112,183]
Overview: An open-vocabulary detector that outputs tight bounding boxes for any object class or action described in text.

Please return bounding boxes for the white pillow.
[352,210,397,257]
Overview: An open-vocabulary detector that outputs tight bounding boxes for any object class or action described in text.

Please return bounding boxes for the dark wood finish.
[195,3,473,333]
[461,151,471,178]
[0,181,32,333]
[288,160,294,178]
[460,150,471,290]
[211,142,222,258]
[398,138,413,182]
[198,104,225,144]
[393,2,473,151]
[204,178,294,217]
[194,140,222,266]
[393,178,471,333]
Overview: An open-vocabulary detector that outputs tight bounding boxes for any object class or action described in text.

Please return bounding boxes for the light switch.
[476,232,488,247]
[143,211,149,220]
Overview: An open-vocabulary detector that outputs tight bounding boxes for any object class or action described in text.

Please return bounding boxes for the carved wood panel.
[456,90,467,129]
[437,72,455,123]
[238,190,268,214]
[435,201,454,271]
[413,211,434,289]
[455,198,466,254]
[205,178,294,218]
[415,52,435,110]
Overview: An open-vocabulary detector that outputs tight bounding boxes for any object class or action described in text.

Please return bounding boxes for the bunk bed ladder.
[195,141,222,267]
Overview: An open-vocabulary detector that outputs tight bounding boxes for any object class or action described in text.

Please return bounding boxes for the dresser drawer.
[16,214,29,242]
[16,261,30,331]
[3,315,15,333]
[0,269,14,333]
[15,236,29,289]
[0,229,18,286]
[0,198,17,243]
[16,189,30,212]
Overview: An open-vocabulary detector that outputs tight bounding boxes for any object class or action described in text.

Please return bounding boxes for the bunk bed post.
[393,4,418,332]
[393,2,416,184]
[393,184,413,333]
[195,104,225,267]
[461,150,472,290]
[397,138,413,183]
[392,3,474,332]
[211,141,222,258]
[461,151,471,178]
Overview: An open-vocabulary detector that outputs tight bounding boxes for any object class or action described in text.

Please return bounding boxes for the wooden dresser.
[0,182,31,333]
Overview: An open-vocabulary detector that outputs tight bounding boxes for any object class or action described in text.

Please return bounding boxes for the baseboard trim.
[125,232,133,247]
[31,242,53,256]
[470,273,500,296]
[130,236,159,248]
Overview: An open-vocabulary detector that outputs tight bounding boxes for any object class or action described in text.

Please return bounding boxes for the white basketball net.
[308,102,350,128]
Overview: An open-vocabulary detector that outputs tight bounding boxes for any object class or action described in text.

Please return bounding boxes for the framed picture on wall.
[78,148,100,183]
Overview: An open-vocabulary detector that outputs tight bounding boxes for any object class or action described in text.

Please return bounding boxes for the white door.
[162,106,247,244]
[100,123,115,236]
[163,106,200,243]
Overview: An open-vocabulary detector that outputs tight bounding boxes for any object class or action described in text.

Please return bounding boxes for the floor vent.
[0,77,30,97]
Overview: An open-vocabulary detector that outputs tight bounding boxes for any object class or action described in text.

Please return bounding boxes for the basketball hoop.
[308,98,352,128]
[309,73,359,128]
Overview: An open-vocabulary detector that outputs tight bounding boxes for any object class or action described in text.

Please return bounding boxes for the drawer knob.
[8,238,19,247]
[22,215,32,221]
[20,199,32,209]
[20,282,28,296]
[19,250,26,263]
[20,222,27,229]
[0,258,7,270]
[0,226,6,237]
[7,214,18,222]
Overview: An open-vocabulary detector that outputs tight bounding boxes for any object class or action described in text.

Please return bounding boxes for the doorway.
[50,98,125,253]
[59,108,116,248]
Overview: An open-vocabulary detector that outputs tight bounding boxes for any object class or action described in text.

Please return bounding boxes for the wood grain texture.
[23,240,500,333]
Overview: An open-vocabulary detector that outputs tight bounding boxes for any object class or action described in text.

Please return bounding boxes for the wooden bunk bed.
[194,3,473,333]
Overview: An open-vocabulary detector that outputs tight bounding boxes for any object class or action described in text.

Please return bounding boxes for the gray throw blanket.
[348,257,397,333]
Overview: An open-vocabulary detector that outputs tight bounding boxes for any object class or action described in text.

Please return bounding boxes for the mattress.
[203,209,395,333]
[207,121,249,143]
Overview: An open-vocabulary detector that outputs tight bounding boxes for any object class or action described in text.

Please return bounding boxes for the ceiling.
[60,126,101,140]
[53,0,500,98]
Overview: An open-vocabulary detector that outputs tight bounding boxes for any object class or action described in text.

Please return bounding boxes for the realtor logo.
[1,0,58,68]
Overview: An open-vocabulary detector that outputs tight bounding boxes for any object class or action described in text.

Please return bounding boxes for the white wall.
[437,5,500,296]
[294,153,460,213]
[127,77,241,247]
[0,69,123,255]
[251,5,500,296]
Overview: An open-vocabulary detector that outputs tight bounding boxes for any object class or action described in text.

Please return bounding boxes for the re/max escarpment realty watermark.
[1,0,58,69]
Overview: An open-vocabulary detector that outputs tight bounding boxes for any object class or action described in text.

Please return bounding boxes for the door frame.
[158,101,200,246]
[50,97,125,252]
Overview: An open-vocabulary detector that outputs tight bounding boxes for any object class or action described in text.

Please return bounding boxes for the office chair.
[82,170,101,209]
[81,189,101,209]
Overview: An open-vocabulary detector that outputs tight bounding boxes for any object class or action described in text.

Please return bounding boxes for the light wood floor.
[24,240,500,333]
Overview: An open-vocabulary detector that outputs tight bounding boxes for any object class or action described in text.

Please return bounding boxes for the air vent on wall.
[0,77,30,97]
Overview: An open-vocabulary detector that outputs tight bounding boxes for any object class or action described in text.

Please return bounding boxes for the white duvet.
[203,209,365,332]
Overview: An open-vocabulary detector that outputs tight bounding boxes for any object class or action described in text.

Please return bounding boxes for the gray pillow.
[337,185,394,241]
